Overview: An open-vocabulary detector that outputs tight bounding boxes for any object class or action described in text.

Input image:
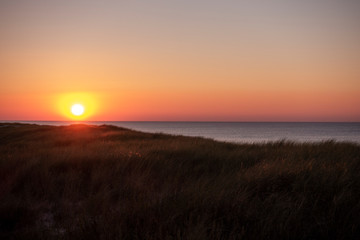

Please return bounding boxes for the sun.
[57,92,99,120]
[71,104,85,116]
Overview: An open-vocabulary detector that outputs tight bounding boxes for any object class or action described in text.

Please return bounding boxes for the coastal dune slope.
[0,123,360,239]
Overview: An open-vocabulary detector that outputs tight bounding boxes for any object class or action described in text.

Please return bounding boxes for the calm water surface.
[3,121,360,144]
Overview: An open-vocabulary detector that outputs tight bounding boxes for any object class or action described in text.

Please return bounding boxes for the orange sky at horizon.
[1,0,359,121]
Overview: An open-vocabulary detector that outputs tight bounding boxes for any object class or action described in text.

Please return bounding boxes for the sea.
[2,121,360,144]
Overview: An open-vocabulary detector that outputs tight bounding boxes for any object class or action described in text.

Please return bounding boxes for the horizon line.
[1,120,360,123]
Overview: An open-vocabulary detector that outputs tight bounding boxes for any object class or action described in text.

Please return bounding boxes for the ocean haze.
[2,121,360,144]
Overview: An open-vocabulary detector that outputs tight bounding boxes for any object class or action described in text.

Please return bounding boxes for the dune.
[1,123,359,239]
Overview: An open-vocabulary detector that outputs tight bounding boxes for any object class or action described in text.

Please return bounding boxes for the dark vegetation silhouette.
[0,123,360,239]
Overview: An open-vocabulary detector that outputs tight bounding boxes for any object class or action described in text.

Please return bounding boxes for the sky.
[0,0,359,121]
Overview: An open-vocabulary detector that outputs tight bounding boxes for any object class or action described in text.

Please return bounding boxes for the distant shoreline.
[1,121,359,144]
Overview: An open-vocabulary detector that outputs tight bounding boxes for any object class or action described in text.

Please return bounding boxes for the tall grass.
[0,123,359,239]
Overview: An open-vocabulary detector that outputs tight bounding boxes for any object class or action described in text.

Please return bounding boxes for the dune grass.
[0,123,360,240]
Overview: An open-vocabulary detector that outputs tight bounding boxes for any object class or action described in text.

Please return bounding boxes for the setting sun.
[56,92,99,120]
[71,104,84,116]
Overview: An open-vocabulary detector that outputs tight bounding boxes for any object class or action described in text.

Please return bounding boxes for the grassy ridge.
[0,123,360,240]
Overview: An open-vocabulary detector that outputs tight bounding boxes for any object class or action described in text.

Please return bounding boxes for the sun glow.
[57,92,98,120]
[71,104,84,116]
